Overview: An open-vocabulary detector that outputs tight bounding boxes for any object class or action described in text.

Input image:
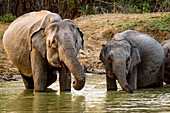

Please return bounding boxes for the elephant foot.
[34,89,46,92]
[60,88,71,92]
[164,77,170,84]
[58,64,71,92]
[34,85,48,92]
[124,85,134,93]
[147,82,163,88]
[106,74,117,91]
[59,77,71,92]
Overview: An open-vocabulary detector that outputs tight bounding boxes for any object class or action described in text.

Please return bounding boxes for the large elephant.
[161,39,170,84]
[3,10,85,92]
[100,30,164,93]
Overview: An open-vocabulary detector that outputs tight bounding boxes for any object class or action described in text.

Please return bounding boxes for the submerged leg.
[127,66,137,90]
[20,72,34,89]
[31,49,47,91]
[46,70,57,87]
[159,64,164,86]
[58,63,71,92]
[106,74,117,91]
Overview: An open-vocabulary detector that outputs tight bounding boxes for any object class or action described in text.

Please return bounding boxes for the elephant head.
[29,14,85,90]
[100,34,141,93]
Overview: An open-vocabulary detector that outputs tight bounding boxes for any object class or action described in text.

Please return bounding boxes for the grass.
[0,32,4,39]
[147,16,170,31]
[118,15,170,32]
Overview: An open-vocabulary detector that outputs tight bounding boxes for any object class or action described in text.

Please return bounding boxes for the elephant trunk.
[60,46,85,90]
[114,60,133,93]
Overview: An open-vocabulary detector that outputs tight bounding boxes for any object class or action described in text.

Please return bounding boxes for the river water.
[0,75,170,113]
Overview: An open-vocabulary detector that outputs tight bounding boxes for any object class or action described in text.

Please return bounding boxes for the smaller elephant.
[161,39,170,84]
[100,30,164,93]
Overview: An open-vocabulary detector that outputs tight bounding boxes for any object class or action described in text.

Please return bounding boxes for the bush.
[0,32,3,39]
[0,13,16,22]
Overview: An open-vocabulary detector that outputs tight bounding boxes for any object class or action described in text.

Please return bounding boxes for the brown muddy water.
[0,74,170,113]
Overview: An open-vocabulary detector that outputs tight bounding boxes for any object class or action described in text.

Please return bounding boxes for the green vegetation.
[0,13,16,22]
[147,16,170,31]
[0,32,3,39]
[78,0,170,16]
[1,0,169,19]
[121,15,170,32]
[123,21,139,30]
[102,13,170,41]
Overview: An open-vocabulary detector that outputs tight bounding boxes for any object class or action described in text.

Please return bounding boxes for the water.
[1,75,170,113]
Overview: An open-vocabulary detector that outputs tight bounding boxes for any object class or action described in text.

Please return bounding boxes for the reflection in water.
[5,89,85,113]
[1,75,170,112]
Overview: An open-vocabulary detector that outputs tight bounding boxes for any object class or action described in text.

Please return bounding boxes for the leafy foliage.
[0,0,169,19]
[0,13,16,22]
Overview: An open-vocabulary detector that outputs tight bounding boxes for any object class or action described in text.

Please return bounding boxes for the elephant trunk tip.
[124,85,134,93]
[73,79,85,90]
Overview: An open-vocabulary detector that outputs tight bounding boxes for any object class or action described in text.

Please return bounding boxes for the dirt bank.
[75,12,170,73]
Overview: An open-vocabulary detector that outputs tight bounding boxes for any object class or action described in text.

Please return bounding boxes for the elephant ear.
[76,27,84,50]
[161,40,170,56]
[29,13,62,58]
[63,19,84,52]
[99,44,107,64]
[125,37,141,68]
[164,47,170,62]
[161,41,170,62]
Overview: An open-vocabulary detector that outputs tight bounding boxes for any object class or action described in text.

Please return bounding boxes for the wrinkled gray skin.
[161,39,170,84]
[3,10,85,92]
[100,30,164,93]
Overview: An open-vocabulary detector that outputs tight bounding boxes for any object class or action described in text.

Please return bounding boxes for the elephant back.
[121,30,164,88]
[4,10,61,41]
[122,30,164,61]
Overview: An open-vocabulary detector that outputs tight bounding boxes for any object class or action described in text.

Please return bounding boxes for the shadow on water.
[1,75,170,112]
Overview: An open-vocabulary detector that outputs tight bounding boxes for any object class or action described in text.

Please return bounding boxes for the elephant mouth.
[50,61,62,67]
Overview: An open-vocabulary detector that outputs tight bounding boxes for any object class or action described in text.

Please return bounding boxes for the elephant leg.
[20,72,34,89]
[106,74,117,91]
[127,66,137,90]
[151,64,164,87]
[46,70,57,87]
[147,64,164,88]
[164,69,170,84]
[159,64,164,86]
[58,63,71,92]
[31,49,48,91]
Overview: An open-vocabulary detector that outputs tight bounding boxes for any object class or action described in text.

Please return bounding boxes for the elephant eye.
[126,57,130,68]
[127,57,130,63]
[50,38,58,49]
[69,24,76,31]
[108,57,112,63]
[51,43,58,49]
